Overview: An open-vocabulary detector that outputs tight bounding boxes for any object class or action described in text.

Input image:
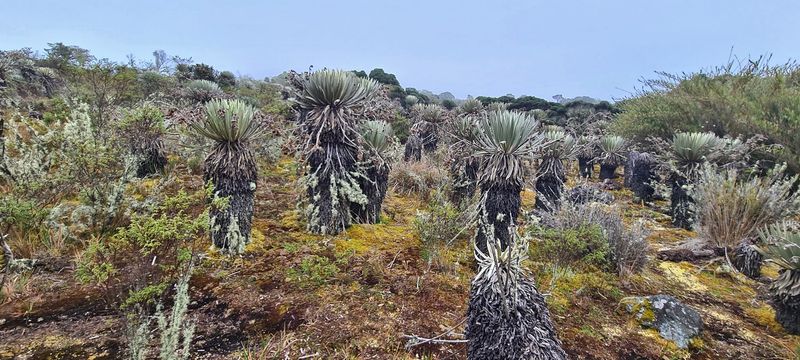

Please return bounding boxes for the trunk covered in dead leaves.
[731,241,762,279]
[771,270,800,335]
[350,163,390,224]
[475,183,521,255]
[466,276,567,360]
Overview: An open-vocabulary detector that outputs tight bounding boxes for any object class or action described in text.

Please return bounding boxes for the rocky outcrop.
[623,295,703,348]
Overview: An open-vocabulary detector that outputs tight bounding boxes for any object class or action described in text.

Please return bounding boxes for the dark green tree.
[217,71,236,88]
[190,63,216,82]
[368,68,399,86]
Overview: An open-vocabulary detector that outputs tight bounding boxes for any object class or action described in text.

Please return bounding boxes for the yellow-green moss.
[688,337,705,351]
[649,227,696,246]
[761,263,781,280]
[543,269,621,313]
[334,224,419,256]
[278,210,303,230]
[520,189,536,209]
[245,228,267,252]
[638,329,691,359]
[382,193,424,223]
[744,304,783,333]
[658,261,708,292]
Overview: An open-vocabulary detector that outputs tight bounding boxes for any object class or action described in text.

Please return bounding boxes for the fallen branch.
[402,317,468,349]
[403,335,468,348]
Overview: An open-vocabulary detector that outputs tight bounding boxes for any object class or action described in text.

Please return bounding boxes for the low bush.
[693,164,800,248]
[388,157,448,200]
[75,188,207,305]
[530,224,610,270]
[413,190,471,267]
[613,57,800,172]
[536,199,650,276]
[285,254,341,288]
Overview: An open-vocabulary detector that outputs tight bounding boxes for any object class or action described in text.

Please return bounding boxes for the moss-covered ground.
[1,161,798,359]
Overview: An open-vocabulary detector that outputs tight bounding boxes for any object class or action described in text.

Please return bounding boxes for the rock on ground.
[623,294,703,348]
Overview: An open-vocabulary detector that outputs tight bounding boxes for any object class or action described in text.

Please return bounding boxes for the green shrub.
[126,264,196,360]
[390,112,411,143]
[537,199,650,276]
[286,255,340,288]
[75,188,207,305]
[41,97,71,125]
[613,58,800,172]
[413,191,469,264]
[530,224,610,270]
[121,282,168,310]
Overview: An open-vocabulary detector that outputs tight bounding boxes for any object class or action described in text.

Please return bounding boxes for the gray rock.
[623,294,703,348]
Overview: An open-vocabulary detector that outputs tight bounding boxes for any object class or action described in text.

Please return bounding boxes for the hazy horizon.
[3,0,798,101]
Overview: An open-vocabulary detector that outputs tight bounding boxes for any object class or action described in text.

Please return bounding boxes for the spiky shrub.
[598,135,626,180]
[459,98,485,116]
[486,102,510,112]
[464,110,544,254]
[693,164,800,277]
[530,109,548,121]
[535,130,577,211]
[466,232,567,360]
[184,79,223,104]
[404,94,418,107]
[119,105,168,177]
[447,115,480,206]
[351,120,393,224]
[189,99,263,253]
[670,132,719,172]
[411,103,447,153]
[755,222,800,334]
[293,69,377,235]
[575,135,596,178]
[668,132,719,229]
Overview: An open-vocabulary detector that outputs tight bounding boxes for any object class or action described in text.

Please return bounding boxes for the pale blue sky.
[3,0,798,101]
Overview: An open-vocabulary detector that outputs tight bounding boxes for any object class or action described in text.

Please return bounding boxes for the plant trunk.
[535,173,563,212]
[670,175,693,229]
[627,151,657,201]
[599,164,617,180]
[205,145,256,254]
[306,143,360,235]
[403,134,422,162]
[421,125,439,154]
[209,190,254,253]
[577,156,592,178]
[466,276,567,360]
[731,241,762,279]
[449,157,479,206]
[475,183,521,255]
[771,270,800,335]
[351,164,389,224]
[135,147,167,178]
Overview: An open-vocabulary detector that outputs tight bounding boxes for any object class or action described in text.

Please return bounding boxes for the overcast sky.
[3,0,798,101]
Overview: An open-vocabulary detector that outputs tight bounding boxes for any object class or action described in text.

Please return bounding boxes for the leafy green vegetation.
[614,58,800,172]
[2,42,800,359]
